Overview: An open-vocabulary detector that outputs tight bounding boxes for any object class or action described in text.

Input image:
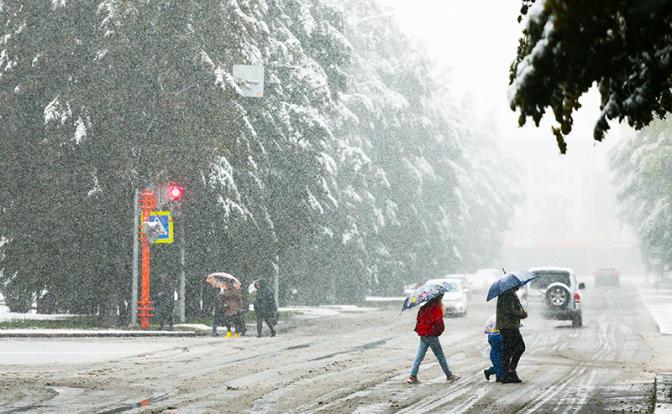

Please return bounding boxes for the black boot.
[502,372,522,383]
[501,370,521,384]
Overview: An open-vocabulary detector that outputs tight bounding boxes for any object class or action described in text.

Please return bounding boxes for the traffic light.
[166,182,185,202]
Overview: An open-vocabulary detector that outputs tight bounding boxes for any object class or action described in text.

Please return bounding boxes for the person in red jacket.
[407,295,461,384]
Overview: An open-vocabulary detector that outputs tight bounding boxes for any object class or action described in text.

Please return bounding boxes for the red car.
[594,268,620,286]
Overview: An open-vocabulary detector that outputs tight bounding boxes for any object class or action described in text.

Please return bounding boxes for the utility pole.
[273,258,279,307]
[179,219,186,323]
[131,189,139,327]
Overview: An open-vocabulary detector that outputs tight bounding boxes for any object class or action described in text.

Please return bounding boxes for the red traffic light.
[166,182,185,202]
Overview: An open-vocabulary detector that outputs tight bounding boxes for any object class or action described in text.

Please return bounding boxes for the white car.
[468,268,501,292]
[425,278,469,317]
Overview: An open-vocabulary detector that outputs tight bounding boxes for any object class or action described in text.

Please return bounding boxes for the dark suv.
[527,267,585,328]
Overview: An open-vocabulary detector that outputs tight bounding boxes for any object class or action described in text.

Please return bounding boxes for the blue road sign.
[149,211,173,244]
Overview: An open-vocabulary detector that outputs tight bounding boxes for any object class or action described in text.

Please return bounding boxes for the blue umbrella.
[486,271,538,301]
[401,281,455,312]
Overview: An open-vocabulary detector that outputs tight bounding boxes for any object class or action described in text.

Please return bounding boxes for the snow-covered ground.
[0,293,73,321]
[281,304,378,319]
[639,288,672,335]
[0,339,189,364]
[0,285,664,413]
[657,373,672,414]
[0,312,76,322]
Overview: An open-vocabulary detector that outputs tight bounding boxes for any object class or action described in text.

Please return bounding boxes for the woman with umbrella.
[403,282,461,384]
[207,273,246,337]
[487,271,535,384]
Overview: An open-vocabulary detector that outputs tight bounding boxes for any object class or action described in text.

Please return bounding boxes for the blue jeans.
[485,333,504,380]
[410,336,452,378]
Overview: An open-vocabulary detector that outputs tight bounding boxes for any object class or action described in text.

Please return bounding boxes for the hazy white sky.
[375,1,642,269]
[376,0,611,146]
[378,0,520,122]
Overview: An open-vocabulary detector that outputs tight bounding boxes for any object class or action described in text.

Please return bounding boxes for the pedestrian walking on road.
[222,282,246,337]
[211,289,224,336]
[254,279,277,337]
[483,313,505,382]
[496,285,528,383]
[407,295,460,384]
[156,274,175,331]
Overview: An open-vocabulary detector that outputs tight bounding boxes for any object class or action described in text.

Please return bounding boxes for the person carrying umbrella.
[487,271,536,384]
[221,281,246,337]
[206,273,244,337]
[496,285,528,383]
[404,282,460,384]
[254,279,277,337]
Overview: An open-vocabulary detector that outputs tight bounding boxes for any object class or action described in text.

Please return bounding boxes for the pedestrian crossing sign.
[149,211,173,244]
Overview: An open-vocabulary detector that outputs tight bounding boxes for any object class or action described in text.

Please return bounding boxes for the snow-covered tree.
[1,0,518,319]
[610,117,672,276]
[510,0,672,153]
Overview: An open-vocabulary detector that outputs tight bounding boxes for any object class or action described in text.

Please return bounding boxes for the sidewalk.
[639,288,672,335]
[0,329,198,338]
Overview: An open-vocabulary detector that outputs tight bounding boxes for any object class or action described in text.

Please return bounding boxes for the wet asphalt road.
[0,281,659,413]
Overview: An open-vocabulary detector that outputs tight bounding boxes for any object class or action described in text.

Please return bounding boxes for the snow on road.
[0,283,665,413]
[0,339,187,364]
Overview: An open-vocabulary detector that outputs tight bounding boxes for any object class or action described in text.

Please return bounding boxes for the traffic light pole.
[138,189,157,329]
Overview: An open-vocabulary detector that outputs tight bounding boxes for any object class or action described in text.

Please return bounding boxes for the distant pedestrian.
[407,295,460,384]
[483,313,504,382]
[254,279,277,337]
[156,274,175,331]
[496,285,528,383]
[222,282,245,337]
[212,289,225,337]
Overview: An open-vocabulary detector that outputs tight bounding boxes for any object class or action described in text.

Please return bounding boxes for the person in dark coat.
[156,274,175,331]
[211,289,225,337]
[496,286,528,383]
[235,290,249,336]
[254,279,277,337]
[407,295,460,384]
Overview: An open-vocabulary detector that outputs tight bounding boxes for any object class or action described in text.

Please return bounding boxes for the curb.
[655,373,672,414]
[0,330,199,338]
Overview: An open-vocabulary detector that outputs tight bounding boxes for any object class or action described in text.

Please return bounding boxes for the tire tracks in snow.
[516,318,615,414]
[286,334,483,413]
[388,325,577,414]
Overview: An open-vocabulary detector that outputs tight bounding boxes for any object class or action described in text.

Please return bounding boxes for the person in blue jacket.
[483,313,505,382]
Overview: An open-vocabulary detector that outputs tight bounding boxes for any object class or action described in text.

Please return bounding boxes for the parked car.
[425,278,469,317]
[467,268,500,292]
[594,268,620,286]
[403,282,423,295]
[527,267,585,328]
